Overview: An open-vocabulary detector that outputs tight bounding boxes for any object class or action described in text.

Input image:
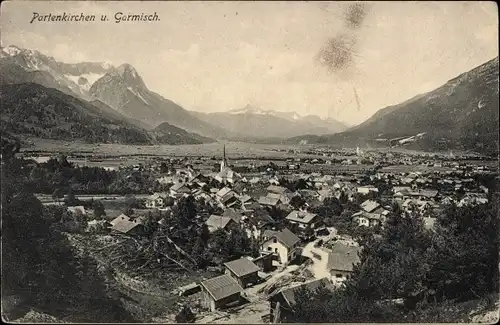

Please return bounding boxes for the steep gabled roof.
[224,257,260,277]
[200,274,243,301]
[110,214,130,226]
[264,228,300,248]
[285,210,317,224]
[360,200,380,213]
[205,215,234,230]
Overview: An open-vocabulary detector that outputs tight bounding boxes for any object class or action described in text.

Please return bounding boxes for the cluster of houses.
[62,147,495,320]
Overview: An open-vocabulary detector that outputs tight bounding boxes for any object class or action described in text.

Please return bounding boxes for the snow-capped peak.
[101,62,113,70]
[227,105,305,121]
[2,45,23,56]
[229,105,271,115]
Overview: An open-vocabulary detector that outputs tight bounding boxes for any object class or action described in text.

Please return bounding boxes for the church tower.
[220,144,226,172]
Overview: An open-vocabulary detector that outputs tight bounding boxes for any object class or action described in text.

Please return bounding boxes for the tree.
[290,195,306,210]
[1,149,136,322]
[426,201,499,302]
[52,187,65,205]
[175,304,195,323]
[92,201,106,220]
[64,188,84,207]
[294,179,308,190]
[339,191,348,204]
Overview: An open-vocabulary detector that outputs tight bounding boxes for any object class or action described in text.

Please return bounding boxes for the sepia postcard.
[1,0,499,324]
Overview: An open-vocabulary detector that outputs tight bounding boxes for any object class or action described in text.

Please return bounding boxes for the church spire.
[220,144,226,173]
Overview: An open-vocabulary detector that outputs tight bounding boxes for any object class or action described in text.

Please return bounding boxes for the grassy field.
[21,137,318,158]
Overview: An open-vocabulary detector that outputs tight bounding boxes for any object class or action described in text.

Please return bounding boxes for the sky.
[1,1,498,125]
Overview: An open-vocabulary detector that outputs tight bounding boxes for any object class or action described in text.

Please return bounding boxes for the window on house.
[274,248,278,253]
[267,247,272,251]
[273,238,277,243]
[336,274,343,278]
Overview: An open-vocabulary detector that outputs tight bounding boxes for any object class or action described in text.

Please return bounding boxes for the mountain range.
[0,45,498,152]
[0,82,218,145]
[288,57,499,155]
[0,46,219,144]
[0,45,349,140]
[190,105,348,139]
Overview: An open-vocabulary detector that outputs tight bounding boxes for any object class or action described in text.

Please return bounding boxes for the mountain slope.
[151,122,215,145]
[0,45,225,138]
[89,64,231,138]
[0,83,214,145]
[191,105,348,139]
[288,57,499,154]
[0,45,112,100]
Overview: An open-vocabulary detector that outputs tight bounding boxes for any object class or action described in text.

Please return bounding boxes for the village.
[25,145,497,323]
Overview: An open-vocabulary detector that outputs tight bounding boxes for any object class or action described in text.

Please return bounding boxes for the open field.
[20,137,327,159]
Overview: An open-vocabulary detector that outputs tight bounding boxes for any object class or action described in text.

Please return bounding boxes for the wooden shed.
[199,274,244,312]
[224,257,261,288]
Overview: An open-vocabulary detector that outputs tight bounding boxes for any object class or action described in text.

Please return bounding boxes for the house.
[215,166,241,184]
[249,177,261,184]
[267,192,290,205]
[408,189,439,201]
[216,187,235,200]
[145,193,167,209]
[110,214,131,226]
[239,195,254,205]
[245,211,276,239]
[402,199,432,213]
[67,206,86,215]
[243,201,262,212]
[327,243,361,286]
[110,219,145,236]
[392,186,412,199]
[266,185,290,195]
[157,175,176,185]
[352,211,384,227]
[357,185,379,195]
[423,216,437,231]
[360,199,380,213]
[205,215,238,233]
[261,228,301,265]
[268,278,333,322]
[285,210,318,230]
[318,189,334,202]
[199,274,244,312]
[458,193,489,207]
[258,196,281,207]
[170,182,191,196]
[222,208,244,223]
[224,257,261,288]
[219,191,241,208]
[297,189,319,200]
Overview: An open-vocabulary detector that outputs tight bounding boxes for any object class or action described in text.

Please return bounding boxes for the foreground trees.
[291,194,499,322]
[1,143,136,322]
